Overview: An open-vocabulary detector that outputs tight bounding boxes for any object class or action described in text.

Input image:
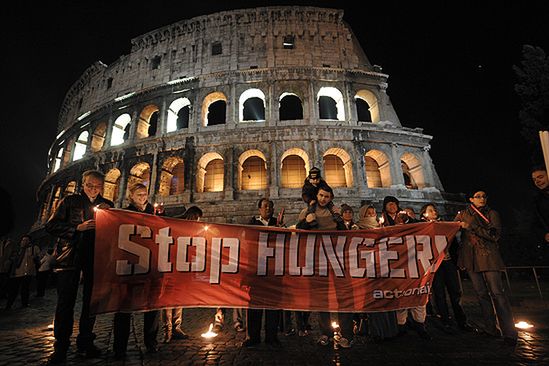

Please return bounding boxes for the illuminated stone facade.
[35,6,463,228]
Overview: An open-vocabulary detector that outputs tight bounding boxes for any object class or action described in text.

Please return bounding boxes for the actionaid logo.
[372,283,431,299]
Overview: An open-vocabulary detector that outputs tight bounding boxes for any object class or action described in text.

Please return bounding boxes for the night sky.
[3,1,549,239]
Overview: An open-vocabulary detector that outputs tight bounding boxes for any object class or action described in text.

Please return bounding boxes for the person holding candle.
[112,183,161,359]
[44,170,113,365]
[454,190,518,346]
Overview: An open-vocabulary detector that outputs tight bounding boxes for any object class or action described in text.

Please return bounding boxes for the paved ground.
[0,279,548,366]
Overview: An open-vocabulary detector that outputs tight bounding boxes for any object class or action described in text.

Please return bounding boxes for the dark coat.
[249,216,277,227]
[125,202,155,215]
[454,205,505,272]
[533,190,549,243]
[45,192,114,271]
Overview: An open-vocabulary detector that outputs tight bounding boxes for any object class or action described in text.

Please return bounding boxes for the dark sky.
[3,1,549,238]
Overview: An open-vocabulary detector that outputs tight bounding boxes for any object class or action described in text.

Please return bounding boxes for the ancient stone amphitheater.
[34,6,463,229]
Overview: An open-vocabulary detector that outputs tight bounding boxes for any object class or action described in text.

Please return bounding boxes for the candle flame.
[515,321,534,329]
[331,322,339,329]
[201,323,218,338]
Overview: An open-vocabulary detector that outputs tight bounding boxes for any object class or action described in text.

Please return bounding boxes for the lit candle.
[515,321,534,329]
[201,323,218,338]
[332,322,341,350]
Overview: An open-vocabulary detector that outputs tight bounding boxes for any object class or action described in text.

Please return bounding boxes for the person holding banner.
[112,183,160,359]
[297,183,353,348]
[243,198,282,348]
[420,203,474,334]
[162,206,203,343]
[386,198,431,340]
[44,170,114,365]
[454,190,518,346]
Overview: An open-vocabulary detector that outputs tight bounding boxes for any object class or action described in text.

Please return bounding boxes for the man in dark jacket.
[454,190,517,346]
[243,198,282,348]
[44,170,114,365]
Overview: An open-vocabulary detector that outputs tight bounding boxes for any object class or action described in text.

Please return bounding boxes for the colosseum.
[34,6,463,231]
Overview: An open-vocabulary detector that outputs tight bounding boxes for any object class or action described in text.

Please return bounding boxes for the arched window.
[90,122,107,152]
[53,148,63,173]
[281,156,306,188]
[239,89,266,122]
[279,93,303,120]
[137,105,160,139]
[355,90,380,123]
[203,92,228,126]
[50,187,62,214]
[364,150,392,188]
[158,157,185,196]
[401,153,425,189]
[64,181,77,196]
[323,148,353,188]
[111,113,132,146]
[239,150,267,190]
[72,131,89,161]
[167,98,191,132]
[104,168,121,202]
[355,99,372,122]
[317,87,345,120]
[204,160,224,192]
[127,162,151,193]
[280,148,309,188]
[196,152,224,192]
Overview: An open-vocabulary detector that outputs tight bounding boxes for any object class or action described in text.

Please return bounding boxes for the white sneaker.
[317,335,330,346]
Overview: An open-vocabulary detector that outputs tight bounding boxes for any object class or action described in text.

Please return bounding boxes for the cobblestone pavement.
[1,282,548,366]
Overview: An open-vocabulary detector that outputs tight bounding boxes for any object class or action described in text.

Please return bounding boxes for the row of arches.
[43,147,426,221]
[51,87,380,173]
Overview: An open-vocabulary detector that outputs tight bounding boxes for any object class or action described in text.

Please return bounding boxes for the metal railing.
[503,266,549,300]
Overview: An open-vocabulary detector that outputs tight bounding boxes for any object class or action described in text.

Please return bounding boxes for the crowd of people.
[1,164,548,365]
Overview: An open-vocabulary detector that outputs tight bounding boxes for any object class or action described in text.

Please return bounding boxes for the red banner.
[91,209,460,315]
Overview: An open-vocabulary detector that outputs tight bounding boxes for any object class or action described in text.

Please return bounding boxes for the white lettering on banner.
[116,224,151,275]
[372,283,431,299]
[114,225,448,282]
[156,227,173,272]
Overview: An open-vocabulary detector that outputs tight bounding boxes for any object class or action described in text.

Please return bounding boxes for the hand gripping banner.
[91,209,460,315]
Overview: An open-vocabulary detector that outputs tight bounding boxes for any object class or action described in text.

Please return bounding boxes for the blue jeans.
[467,270,517,339]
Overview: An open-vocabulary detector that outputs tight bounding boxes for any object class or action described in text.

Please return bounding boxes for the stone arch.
[239,88,266,122]
[72,131,89,161]
[196,152,224,192]
[238,150,267,190]
[167,97,191,132]
[137,104,160,139]
[355,89,380,123]
[202,92,227,126]
[64,180,77,195]
[280,148,310,188]
[90,122,107,152]
[159,157,185,196]
[111,113,132,146]
[50,186,62,214]
[127,162,151,194]
[104,168,121,202]
[317,87,345,121]
[323,148,353,188]
[62,137,74,166]
[279,92,303,120]
[364,150,392,188]
[53,147,64,173]
[401,152,425,189]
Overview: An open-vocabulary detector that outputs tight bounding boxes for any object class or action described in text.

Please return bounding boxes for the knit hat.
[308,166,321,179]
[382,196,399,210]
[341,204,353,213]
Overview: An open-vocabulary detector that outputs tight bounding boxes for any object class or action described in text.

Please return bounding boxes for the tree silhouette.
[513,45,549,164]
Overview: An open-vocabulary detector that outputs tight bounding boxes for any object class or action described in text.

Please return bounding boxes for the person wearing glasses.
[454,190,518,346]
[44,170,114,365]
